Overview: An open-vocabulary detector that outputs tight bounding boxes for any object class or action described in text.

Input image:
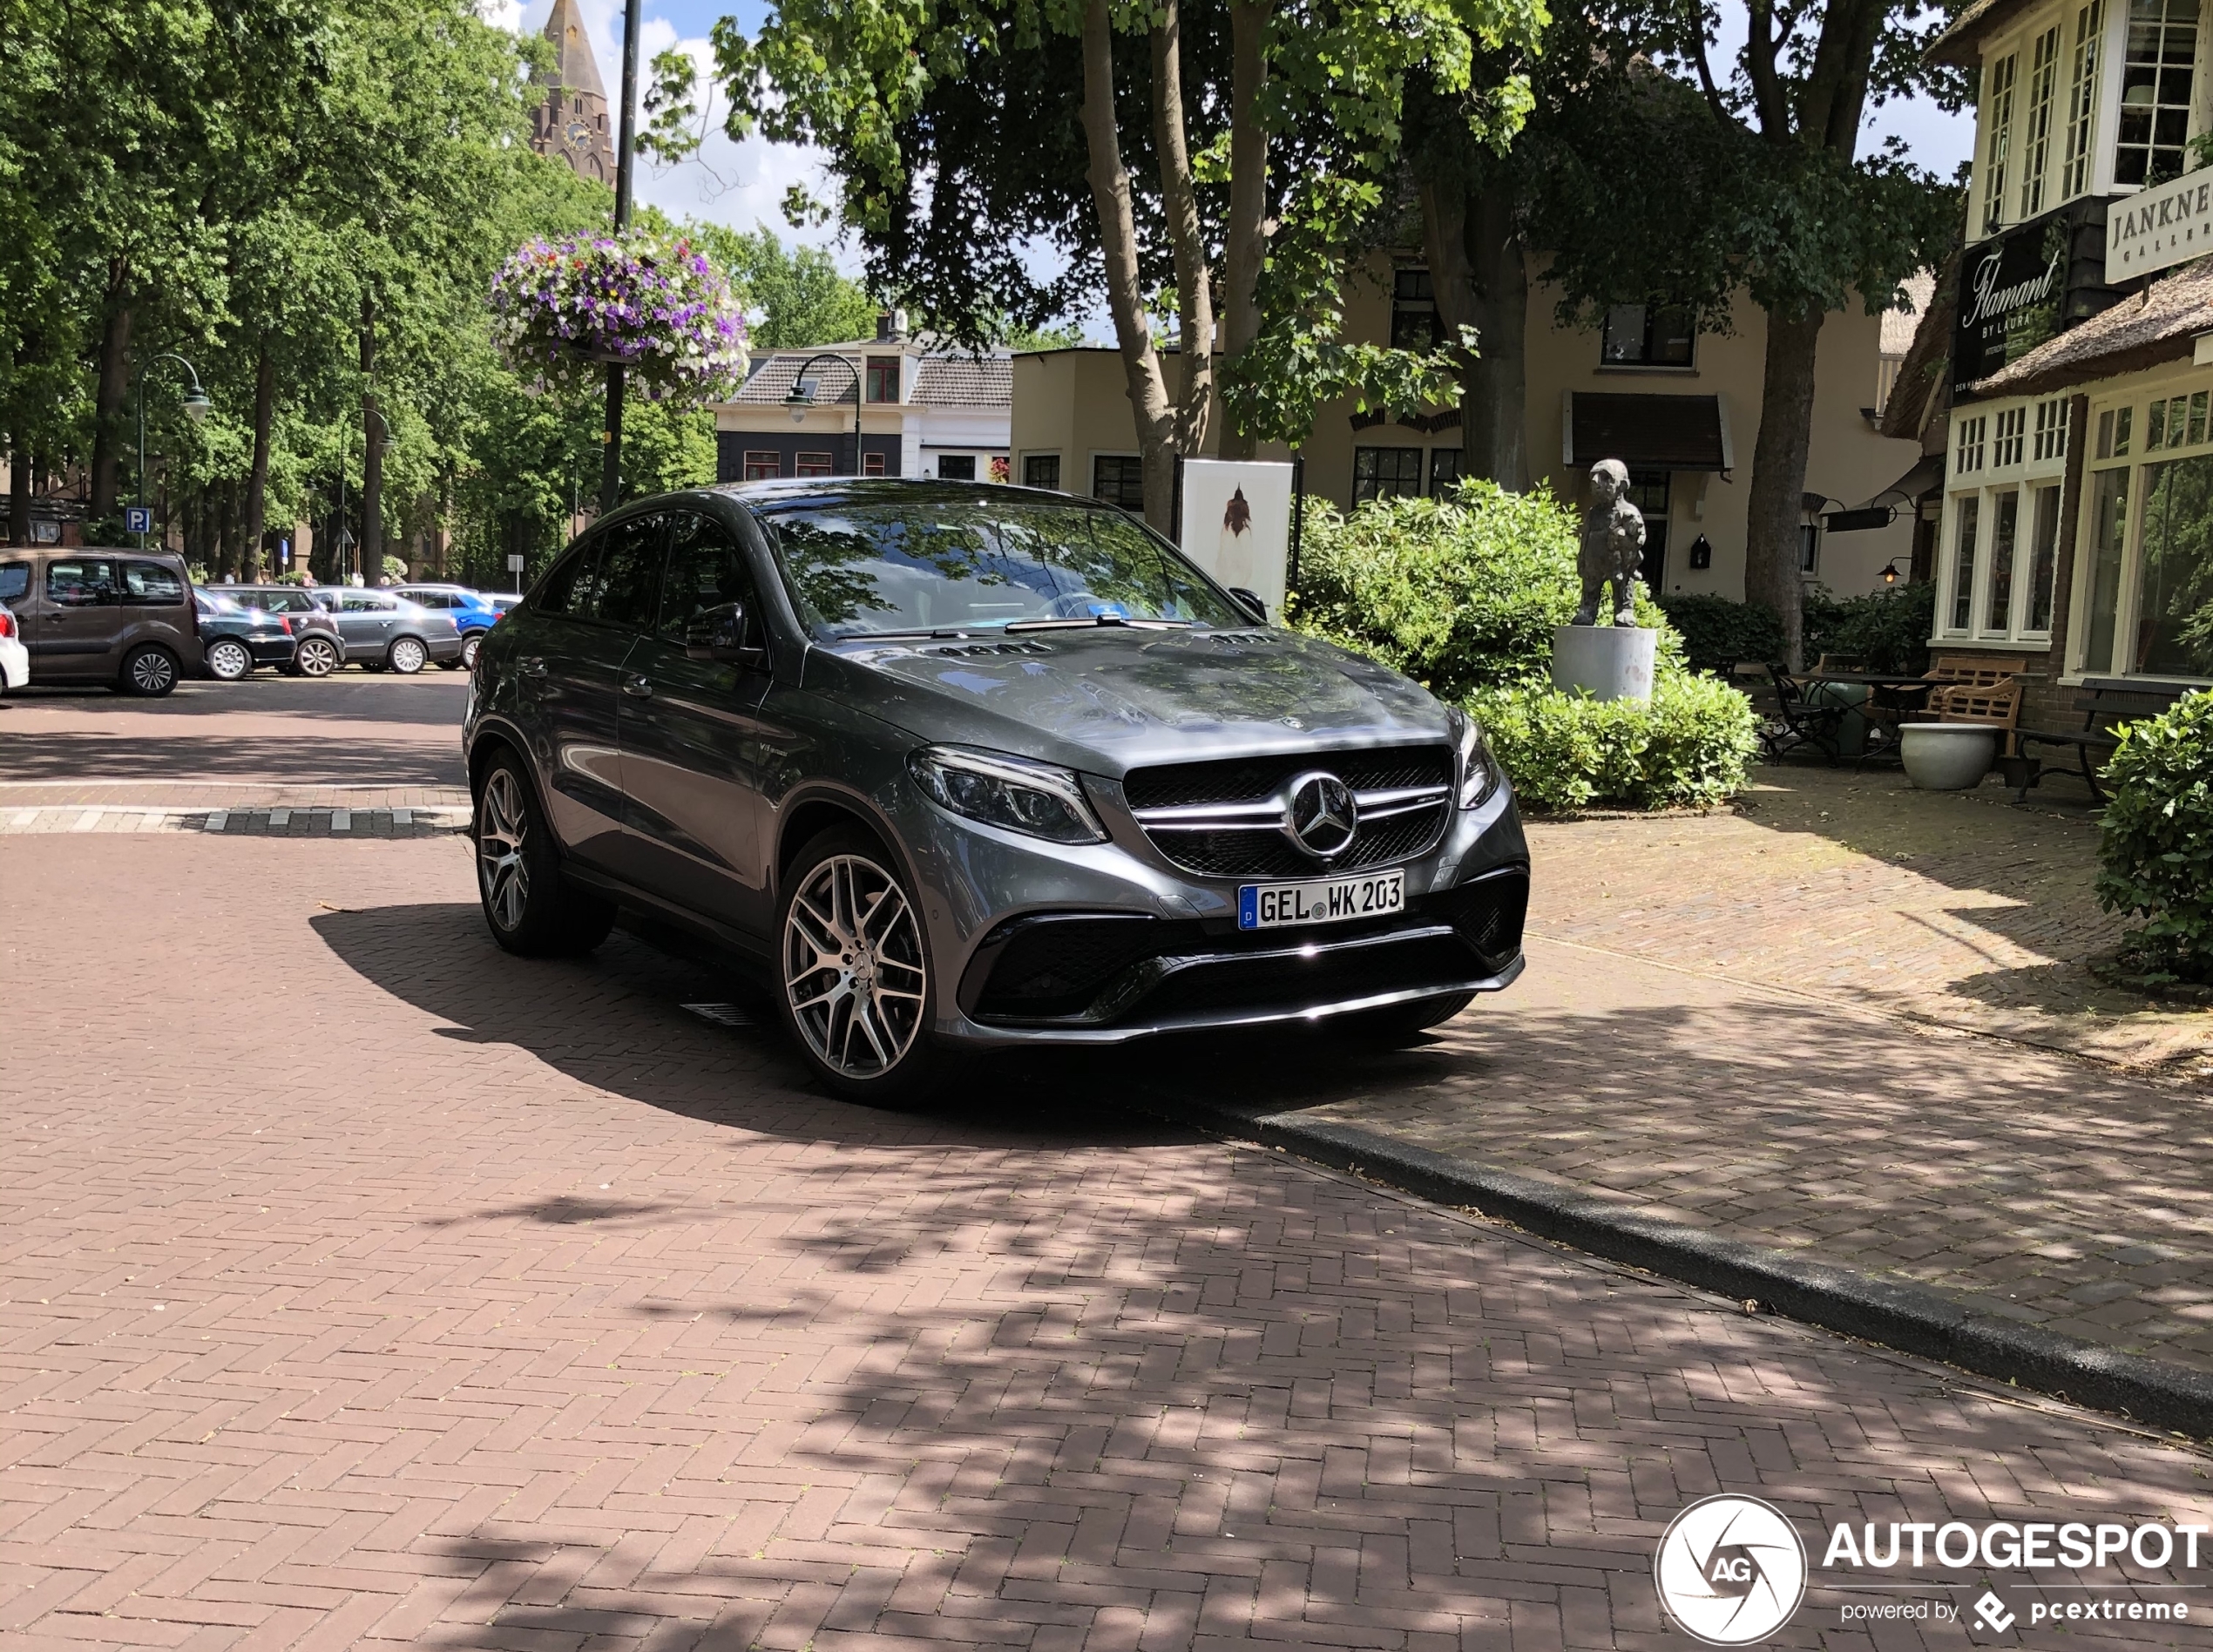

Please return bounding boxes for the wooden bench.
[1894,657,2023,755]
[2010,678,2195,802]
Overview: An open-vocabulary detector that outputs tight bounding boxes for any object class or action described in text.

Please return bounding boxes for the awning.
[1561,391,1733,472]
[1878,450,1946,504]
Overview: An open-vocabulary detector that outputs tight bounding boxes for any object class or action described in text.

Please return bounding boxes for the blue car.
[393,583,504,670]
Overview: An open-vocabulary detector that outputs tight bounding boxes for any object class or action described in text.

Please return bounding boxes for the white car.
[0,600,27,694]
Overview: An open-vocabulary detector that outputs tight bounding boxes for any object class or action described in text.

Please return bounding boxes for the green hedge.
[1292,484,1756,811]
[1654,583,1939,676]
[2095,689,2213,983]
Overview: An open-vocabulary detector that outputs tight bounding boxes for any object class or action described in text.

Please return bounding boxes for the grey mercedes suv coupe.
[464,479,1529,1104]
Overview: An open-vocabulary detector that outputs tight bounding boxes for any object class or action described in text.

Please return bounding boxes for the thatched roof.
[1968,256,2213,397]
[1880,251,1959,443]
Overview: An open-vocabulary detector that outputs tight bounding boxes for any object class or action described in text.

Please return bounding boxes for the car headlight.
[1456,714,1501,810]
[908,745,1108,844]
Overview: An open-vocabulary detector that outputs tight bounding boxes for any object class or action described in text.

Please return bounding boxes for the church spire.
[528,0,617,184]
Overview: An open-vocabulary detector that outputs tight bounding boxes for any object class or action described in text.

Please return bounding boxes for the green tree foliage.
[692,225,879,348]
[2096,691,2213,984]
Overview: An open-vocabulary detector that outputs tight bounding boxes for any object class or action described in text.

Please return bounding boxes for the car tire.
[775,826,967,1108]
[473,751,615,957]
[1328,991,1474,1046]
[460,633,483,670]
[205,639,254,681]
[120,645,180,698]
[294,636,340,678]
[387,636,428,674]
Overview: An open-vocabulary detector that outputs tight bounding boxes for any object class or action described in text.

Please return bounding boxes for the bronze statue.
[1573,458,1647,627]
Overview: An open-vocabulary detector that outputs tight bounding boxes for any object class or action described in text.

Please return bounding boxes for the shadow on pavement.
[0,730,465,787]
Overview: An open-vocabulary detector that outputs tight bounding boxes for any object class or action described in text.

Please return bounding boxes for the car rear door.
[30,557,122,678]
[501,513,664,870]
[118,559,194,666]
[612,509,774,938]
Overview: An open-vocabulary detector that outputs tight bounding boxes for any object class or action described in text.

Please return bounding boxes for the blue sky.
[508,0,1975,332]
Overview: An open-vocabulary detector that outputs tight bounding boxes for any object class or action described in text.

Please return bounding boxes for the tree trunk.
[1462,187,1527,491]
[8,437,28,547]
[89,266,133,525]
[1217,1,1270,461]
[216,478,237,582]
[1151,0,1215,466]
[243,343,274,582]
[1078,0,1176,529]
[1744,301,1824,668]
[360,296,383,584]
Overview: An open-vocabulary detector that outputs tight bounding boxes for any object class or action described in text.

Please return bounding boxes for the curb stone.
[1144,1093,2213,1442]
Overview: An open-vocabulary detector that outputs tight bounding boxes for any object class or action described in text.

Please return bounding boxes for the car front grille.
[1121,744,1452,880]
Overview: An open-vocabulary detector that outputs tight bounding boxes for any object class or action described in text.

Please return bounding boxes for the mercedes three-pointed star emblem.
[1285,771,1358,858]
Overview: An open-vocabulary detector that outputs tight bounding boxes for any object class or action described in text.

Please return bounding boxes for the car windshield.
[761,498,1248,639]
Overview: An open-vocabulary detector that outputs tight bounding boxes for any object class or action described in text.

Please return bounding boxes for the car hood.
[807,626,1452,775]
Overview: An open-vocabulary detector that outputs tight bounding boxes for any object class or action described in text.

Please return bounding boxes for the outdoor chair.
[1759,663,1848,763]
[1918,674,2022,754]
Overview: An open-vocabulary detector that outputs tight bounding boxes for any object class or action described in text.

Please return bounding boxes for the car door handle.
[621,674,653,698]
[518,656,548,677]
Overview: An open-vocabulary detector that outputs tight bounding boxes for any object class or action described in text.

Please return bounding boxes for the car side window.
[658,512,759,645]
[0,563,27,603]
[536,540,604,618]
[47,559,118,606]
[594,513,667,633]
[121,561,186,604]
[339,593,386,613]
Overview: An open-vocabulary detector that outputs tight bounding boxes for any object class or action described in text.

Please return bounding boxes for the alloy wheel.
[477,768,530,933]
[390,638,427,674]
[207,640,252,680]
[130,649,174,694]
[461,634,481,670]
[296,638,338,677]
[782,854,927,1079]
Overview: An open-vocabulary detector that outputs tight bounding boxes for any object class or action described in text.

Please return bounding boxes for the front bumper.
[898,775,1531,1049]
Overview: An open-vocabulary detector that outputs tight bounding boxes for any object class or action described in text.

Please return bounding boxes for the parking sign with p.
[124,505,153,535]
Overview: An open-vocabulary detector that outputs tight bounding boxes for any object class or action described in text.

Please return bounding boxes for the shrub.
[1655,592,1783,675]
[1467,673,1762,812]
[2095,689,2213,982]
[1292,483,1682,698]
[1803,581,1936,674]
[1291,485,1757,812]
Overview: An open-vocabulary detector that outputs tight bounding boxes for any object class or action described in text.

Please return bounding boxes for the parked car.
[0,599,27,695]
[464,479,1530,1107]
[305,586,464,673]
[0,547,201,694]
[220,586,346,677]
[392,583,503,670]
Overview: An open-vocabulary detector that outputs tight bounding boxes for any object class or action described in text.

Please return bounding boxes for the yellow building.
[1011,264,1927,600]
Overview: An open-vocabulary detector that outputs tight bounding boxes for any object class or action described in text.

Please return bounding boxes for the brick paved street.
[5,826,2213,1649]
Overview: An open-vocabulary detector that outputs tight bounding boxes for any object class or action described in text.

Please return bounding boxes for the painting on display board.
[1174,459,1296,617]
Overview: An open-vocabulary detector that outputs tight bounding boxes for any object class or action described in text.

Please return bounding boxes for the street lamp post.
[599,0,645,517]
[136,353,212,548]
[783,355,864,474]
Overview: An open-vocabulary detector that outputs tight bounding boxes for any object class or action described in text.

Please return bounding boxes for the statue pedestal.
[1552,624,1655,703]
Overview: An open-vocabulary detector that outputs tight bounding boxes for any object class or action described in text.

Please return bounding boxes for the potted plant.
[491,231,749,403]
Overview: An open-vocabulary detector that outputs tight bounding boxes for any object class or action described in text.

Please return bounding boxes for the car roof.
[702,477,1085,517]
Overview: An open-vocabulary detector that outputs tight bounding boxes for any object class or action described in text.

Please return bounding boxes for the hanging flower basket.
[491,231,749,404]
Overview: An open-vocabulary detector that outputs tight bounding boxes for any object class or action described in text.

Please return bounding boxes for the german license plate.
[1238,870,1404,931]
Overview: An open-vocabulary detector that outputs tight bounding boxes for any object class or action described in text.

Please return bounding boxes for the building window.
[2116,0,2196,186]
[795,452,835,477]
[1799,523,1822,576]
[1985,489,2021,631]
[2061,0,2104,197]
[1983,52,2018,232]
[865,355,901,403]
[1949,494,1982,631]
[2019,29,2061,217]
[1093,455,1144,511]
[1390,268,1437,349]
[2027,482,2063,631]
[2097,403,2135,457]
[743,450,780,481]
[2144,388,2210,450]
[1954,415,1988,473]
[2033,396,2070,460]
[1601,304,1695,367]
[2079,468,2131,670]
[937,454,977,481]
[1352,447,1424,504]
[863,451,887,477]
[1628,470,1672,587]
[1994,405,2027,466]
[1427,449,1464,497]
[2131,454,2213,674]
[1023,453,1062,491]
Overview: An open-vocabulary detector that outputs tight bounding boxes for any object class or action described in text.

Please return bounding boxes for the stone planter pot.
[1900,723,1998,790]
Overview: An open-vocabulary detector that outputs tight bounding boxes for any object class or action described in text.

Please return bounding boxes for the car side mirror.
[1228,586,1269,624]
[685,601,766,667]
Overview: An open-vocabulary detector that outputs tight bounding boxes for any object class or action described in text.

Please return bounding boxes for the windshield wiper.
[1003,615,1193,633]
[832,627,975,642]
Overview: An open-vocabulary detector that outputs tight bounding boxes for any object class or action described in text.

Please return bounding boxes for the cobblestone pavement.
[7,832,2213,1651]
[0,804,467,836]
[1520,766,2213,1074]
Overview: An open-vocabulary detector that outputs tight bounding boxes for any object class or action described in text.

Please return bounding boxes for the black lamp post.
[136,353,212,548]
[783,355,864,473]
[599,0,644,517]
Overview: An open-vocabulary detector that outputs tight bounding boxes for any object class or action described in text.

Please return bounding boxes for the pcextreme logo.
[1653,1496,1809,1645]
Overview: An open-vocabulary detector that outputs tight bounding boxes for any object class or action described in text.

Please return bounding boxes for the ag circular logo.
[1285,771,1357,857]
[1653,1495,1808,1645]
